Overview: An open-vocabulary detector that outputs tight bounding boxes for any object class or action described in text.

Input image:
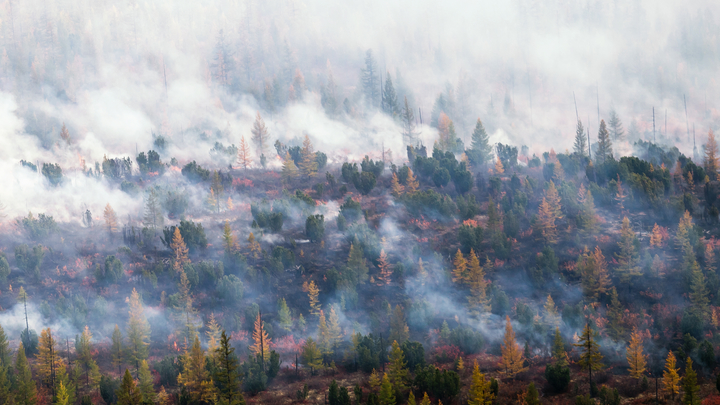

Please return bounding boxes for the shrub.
[414,365,460,402]
[216,275,244,303]
[181,161,210,182]
[449,327,484,354]
[162,220,208,253]
[42,163,63,186]
[306,214,325,242]
[340,197,363,222]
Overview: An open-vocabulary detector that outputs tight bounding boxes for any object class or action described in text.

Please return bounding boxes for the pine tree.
[138,360,154,403]
[237,135,252,170]
[117,369,142,405]
[250,313,271,362]
[104,203,118,235]
[574,322,604,393]
[608,110,624,141]
[574,120,587,156]
[170,228,189,274]
[401,97,417,145]
[111,325,123,374]
[378,373,395,405]
[142,188,163,231]
[281,152,299,183]
[468,361,494,405]
[390,173,404,198]
[704,130,719,180]
[215,331,245,405]
[501,316,527,378]
[178,336,216,403]
[470,119,493,166]
[38,328,60,392]
[579,247,612,303]
[251,112,269,156]
[596,119,613,163]
[616,217,641,283]
[278,298,293,332]
[552,327,567,366]
[381,73,399,116]
[387,341,408,391]
[682,357,700,405]
[662,351,681,399]
[467,250,490,316]
[406,168,419,193]
[299,135,318,178]
[126,288,150,374]
[607,287,625,341]
[361,49,379,107]
[303,280,321,316]
[452,249,467,284]
[626,328,647,379]
[377,249,392,285]
[389,305,409,344]
[15,343,37,405]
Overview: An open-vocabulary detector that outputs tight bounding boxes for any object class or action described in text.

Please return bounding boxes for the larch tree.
[281,152,299,183]
[250,313,271,363]
[577,183,597,230]
[607,287,625,341]
[138,360,155,403]
[377,249,392,285]
[55,380,69,405]
[405,168,419,193]
[626,328,647,379]
[662,351,681,400]
[579,246,612,303]
[237,135,252,170]
[545,181,562,219]
[682,357,700,405]
[111,325,123,374]
[467,251,490,316]
[704,129,719,180]
[574,322,604,394]
[250,112,269,156]
[178,336,216,404]
[387,341,408,391]
[390,173,404,198]
[15,342,37,405]
[389,305,409,344]
[543,295,560,328]
[303,280,321,316]
[436,113,457,152]
[205,314,222,362]
[327,306,343,350]
[468,361,494,405]
[318,310,331,355]
[347,242,369,285]
[117,369,142,405]
[103,203,118,235]
[76,326,99,387]
[215,331,245,405]
[615,217,641,283]
[174,269,200,345]
[500,316,527,378]
[126,288,151,376]
[222,220,236,253]
[170,228,189,274]
[494,158,504,174]
[378,373,395,405]
[574,120,587,156]
[0,324,10,369]
[38,328,60,392]
[607,110,624,141]
[299,134,318,178]
[452,249,467,284]
[552,327,567,366]
[689,260,710,320]
[300,338,323,374]
[470,119,493,166]
[650,223,664,247]
[596,119,613,163]
[536,197,557,244]
[278,298,293,332]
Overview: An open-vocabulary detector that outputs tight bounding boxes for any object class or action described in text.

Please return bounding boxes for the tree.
[318,310,331,355]
[378,373,395,405]
[552,327,567,366]
[607,287,625,341]
[468,361,494,405]
[494,158,504,174]
[650,223,664,247]
[76,326,99,387]
[662,351,681,400]
[382,73,399,116]
[616,217,641,283]
[15,342,37,405]
[178,336,216,403]
[574,322,604,393]
[377,249,392,285]
[501,316,527,378]
[596,119,613,163]
[110,325,123,374]
[237,135,252,170]
[126,288,150,374]
[215,331,245,405]
[281,152,299,183]
[38,328,60,392]
[142,189,163,231]
[170,228,189,274]
[704,130,719,180]
[0,324,10,369]
[327,306,343,351]
[305,214,325,242]
[405,168,419,193]
[387,341,408,391]
[401,97,417,145]
[626,329,647,379]
[300,338,323,374]
[525,382,540,405]
[544,295,560,328]
[138,360,154,403]
[389,305,409,344]
[608,110,624,141]
[579,247,612,303]
[577,183,596,229]
[55,380,70,405]
[689,261,710,320]
[391,173,404,198]
[536,197,557,244]
[467,251,490,316]
[303,280,321,316]
[251,112,269,156]
[437,113,458,152]
[116,369,142,405]
[361,49,379,107]
[452,249,467,284]
[300,135,319,178]
[683,357,700,405]
[278,298,293,332]
[250,313,271,363]
[574,120,587,156]
[104,203,118,235]
[469,119,493,166]
[346,242,369,285]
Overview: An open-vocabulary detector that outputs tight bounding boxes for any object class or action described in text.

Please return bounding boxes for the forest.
[3,0,720,404]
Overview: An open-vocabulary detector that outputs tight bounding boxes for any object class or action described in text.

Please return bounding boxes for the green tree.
[378,373,395,405]
[615,217,641,283]
[682,357,700,405]
[305,215,325,242]
[361,50,380,107]
[382,73,399,116]
[574,120,587,156]
[142,188,163,231]
[574,323,604,395]
[552,327,567,366]
[607,287,625,341]
[111,325,123,374]
[346,243,369,285]
[608,110,624,141]
[301,338,324,374]
[215,331,245,405]
[54,380,69,405]
[0,324,11,368]
[525,382,540,405]
[138,360,154,403]
[116,369,142,405]
[401,97,417,145]
[126,288,151,375]
[689,261,710,320]
[178,336,215,403]
[596,119,613,163]
[278,299,293,332]
[14,342,37,405]
[387,341,408,391]
[389,305,409,344]
[469,119,493,166]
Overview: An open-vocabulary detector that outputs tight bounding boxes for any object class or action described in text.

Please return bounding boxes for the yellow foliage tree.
[281,152,299,182]
[406,168,419,193]
[171,227,189,273]
[500,316,527,378]
[579,246,612,303]
[247,232,261,259]
[467,251,490,316]
[536,197,557,244]
[303,280,320,316]
[650,223,663,247]
[237,135,252,170]
[377,249,392,285]
[452,249,467,284]
[545,181,563,219]
[494,158,504,174]
[468,361,494,405]
[104,203,118,234]
[626,328,647,379]
[299,134,318,178]
[704,129,719,180]
[391,172,404,197]
[662,351,681,399]
[250,313,271,362]
[38,327,60,389]
[544,295,560,328]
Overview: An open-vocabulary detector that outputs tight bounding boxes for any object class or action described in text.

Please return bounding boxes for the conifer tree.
[419,392,432,405]
[55,361,77,405]
[616,217,641,283]
[14,342,37,405]
[142,188,163,231]
[579,247,612,303]
[303,280,321,316]
[237,135,252,170]
[390,173,404,198]
[170,228,189,274]
[104,203,118,235]
[626,328,647,379]
[608,110,624,141]
[378,373,395,405]
[577,183,596,229]
[251,313,271,363]
[536,197,557,244]
[552,327,567,366]
[545,181,562,219]
[574,322,604,393]
[38,328,60,392]
[178,336,216,403]
[405,168,419,193]
[407,391,416,405]
[401,97,417,145]
[607,287,625,341]
[650,223,664,247]
[116,369,142,405]
[250,112,269,156]
[682,357,700,405]
[389,305,409,344]
[55,380,69,405]
[126,288,151,375]
[387,341,408,391]
[662,351,681,400]
[278,298,293,332]
[467,251,490,316]
[215,331,245,405]
[574,120,587,156]
[381,73,399,117]
[501,316,527,378]
[544,295,560,328]
[318,310,331,355]
[111,325,123,374]
[327,306,343,350]
[689,260,710,320]
[361,50,380,107]
[470,119,493,166]
[377,249,392,285]
[76,326,98,387]
[281,152,299,183]
[468,361,494,405]
[494,158,504,174]
[222,220,236,253]
[452,249,467,284]
[301,338,323,374]
[299,135,318,178]
[247,232,261,259]
[525,382,540,405]
[596,119,613,163]
[0,324,11,368]
[347,242,369,285]
[138,360,154,403]
[704,129,719,180]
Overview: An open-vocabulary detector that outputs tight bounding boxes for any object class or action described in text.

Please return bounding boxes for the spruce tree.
[387,341,408,391]
[574,322,604,394]
[381,73,399,116]
[616,217,641,283]
[361,50,379,107]
[608,110,624,141]
[215,331,245,405]
[401,97,417,145]
[596,119,613,163]
[573,120,587,156]
[116,369,142,405]
[682,357,700,405]
[469,119,493,166]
